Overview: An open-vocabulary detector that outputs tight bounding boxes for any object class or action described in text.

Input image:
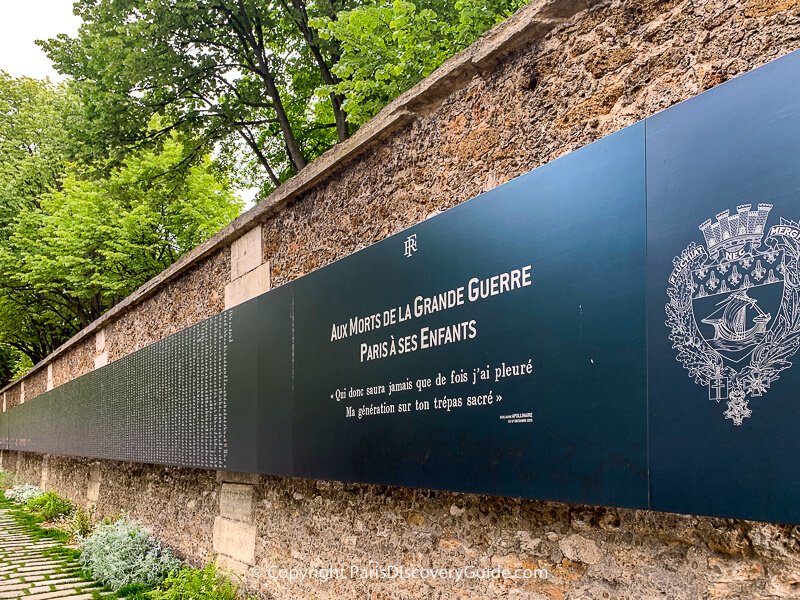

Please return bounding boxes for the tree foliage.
[313,0,525,125]
[0,75,241,376]
[0,345,31,388]
[1,137,240,326]
[41,0,524,196]
[0,74,73,227]
[41,0,358,195]
[0,74,76,372]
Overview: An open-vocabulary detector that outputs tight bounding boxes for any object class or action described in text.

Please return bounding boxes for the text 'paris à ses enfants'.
[329,265,533,362]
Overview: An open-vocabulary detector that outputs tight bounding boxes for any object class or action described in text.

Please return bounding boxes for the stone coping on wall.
[0,0,602,396]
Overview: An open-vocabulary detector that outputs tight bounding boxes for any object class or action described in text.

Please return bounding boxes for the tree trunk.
[239,127,282,187]
[285,0,349,141]
[214,2,308,172]
[266,76,307,172]
[330,92,349,141]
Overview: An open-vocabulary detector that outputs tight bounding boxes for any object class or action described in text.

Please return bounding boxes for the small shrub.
[114,584,153,599]
[70,506,94,538]
[80,516,181,591]
[6,483,43,503]
[152,563,238,600]
[26,491,74,520]
[28,503,91,541]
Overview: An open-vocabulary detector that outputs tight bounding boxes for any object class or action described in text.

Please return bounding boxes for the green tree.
[314,0,526,125]
[42,0,523,197]
[0,75,242,373]
[42,0,357,194]
[0,344,33,388]
[0,293,76,371]
[0,74,77,374]
[0,134,242,335]
[0,74,72,226]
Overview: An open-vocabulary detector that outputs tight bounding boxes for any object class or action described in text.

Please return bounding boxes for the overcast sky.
[0,1,260,205]
[0,1,81,80]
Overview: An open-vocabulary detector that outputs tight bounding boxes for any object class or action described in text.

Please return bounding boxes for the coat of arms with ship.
[666,204,800,426]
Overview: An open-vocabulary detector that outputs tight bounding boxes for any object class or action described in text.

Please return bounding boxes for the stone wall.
[2,0,800,597]
[4,448,800,598]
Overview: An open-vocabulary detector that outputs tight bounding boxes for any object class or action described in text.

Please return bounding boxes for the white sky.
[0,1,81,80]
[0,1,260,206]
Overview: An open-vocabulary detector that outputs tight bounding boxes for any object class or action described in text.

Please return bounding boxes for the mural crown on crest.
[698,203,772,259]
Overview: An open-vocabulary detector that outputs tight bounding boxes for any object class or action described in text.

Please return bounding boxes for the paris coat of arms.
[666,204,800,425]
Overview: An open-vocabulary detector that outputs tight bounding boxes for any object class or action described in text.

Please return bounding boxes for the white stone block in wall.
[95,329,106,354]
[46,365,54,391]
[87,480,100,504]
[40,455,49,489]
[213,516,256,564]
[217,470,260,485]
[230,226,263,280]
[216,555,249,575]
[224,262,271,310]
[87,462,102,504]
[94,352,108,369]
[94,329,109,369]
[219,483,255,522]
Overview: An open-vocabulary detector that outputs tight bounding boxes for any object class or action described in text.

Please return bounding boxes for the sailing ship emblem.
[701,291,771,355]
[666,204,800,426]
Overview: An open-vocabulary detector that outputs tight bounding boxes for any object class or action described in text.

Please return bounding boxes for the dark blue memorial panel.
[227,284,294,475]
[3,310,233,470]
[291,123,648,508]
[0,411,7,451]
[646,50,800,523]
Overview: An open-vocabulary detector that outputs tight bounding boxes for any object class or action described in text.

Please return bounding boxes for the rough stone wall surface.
[44,455,91,506]
[264,0,800,287]
[5,452,220,565]
[89,461,221,564]
[7,450,800,599]
[49,338,94,396]
[105,251,230,362]
[13,452,42,486]
[2,0,800,599]
[21,369,46,404]
[245,478,800,600]
[3,386,19,411]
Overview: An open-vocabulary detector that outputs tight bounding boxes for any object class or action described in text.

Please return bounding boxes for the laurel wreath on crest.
[666,221,800,417]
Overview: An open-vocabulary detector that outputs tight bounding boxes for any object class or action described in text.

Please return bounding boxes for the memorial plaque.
[2,310,233,469]
[291,122,648,508]
[2,50,800,524]
[228,284,294,476]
